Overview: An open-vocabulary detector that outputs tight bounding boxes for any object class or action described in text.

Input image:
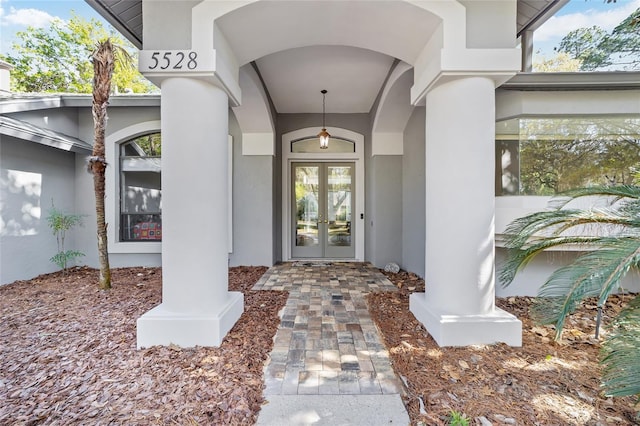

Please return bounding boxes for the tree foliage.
[507,118,640,196]
[501,185,640,400]
[132,133,162,156]
[533,52,581,72]
[520,137,640,194]
[557,26,610,70]
[0,14,155,94]
[556,8,640,71]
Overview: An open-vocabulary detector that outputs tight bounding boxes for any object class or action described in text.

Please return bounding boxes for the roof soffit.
[86,0,563,50]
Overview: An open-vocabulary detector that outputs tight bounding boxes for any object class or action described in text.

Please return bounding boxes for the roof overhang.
[85,0,566,50]
[517,0,570,36]
[85,0,143,49]
[501,71,640,91]
[0,116,93,154]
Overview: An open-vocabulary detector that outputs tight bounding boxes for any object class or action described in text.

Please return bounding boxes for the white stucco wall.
[104,108,162,138]
[10,108,81,138]
[495,196,640,296]
[496,89,640,121]
[1,137,78,284]
[461,0,517,48]
[143,1,196,50]
[496,248,640,297]
[0,99,166,283]
[401,107,425,277]
[228,111,274,266]
[367,155,403,268]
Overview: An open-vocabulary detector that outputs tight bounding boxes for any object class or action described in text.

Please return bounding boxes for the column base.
[137,291,244,349]
[410,293,522,347]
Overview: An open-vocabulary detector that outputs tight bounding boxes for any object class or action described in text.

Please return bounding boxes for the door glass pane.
[327,166,352,247]
[294,166,320,247]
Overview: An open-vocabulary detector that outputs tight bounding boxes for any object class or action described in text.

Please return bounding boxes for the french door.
[291,162,355,259]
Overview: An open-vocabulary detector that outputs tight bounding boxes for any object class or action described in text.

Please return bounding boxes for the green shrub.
[447,410,470,426]
[46,204,85,272]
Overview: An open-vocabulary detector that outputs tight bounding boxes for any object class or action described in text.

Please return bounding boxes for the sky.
[0,0,108,54]
[0,0,639,58]
[534,0,640,58]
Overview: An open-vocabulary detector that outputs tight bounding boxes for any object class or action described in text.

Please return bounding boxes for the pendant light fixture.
[318,89,330,149]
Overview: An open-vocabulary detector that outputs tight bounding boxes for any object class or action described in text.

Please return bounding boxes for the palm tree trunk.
[90,40,114,290]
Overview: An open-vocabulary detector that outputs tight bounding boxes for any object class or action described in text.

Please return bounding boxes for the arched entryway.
[137,0,523,349]
[282,127,364,261]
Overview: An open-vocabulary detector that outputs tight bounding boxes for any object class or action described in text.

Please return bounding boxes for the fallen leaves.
[0,266,287,425]
[531,326,550,337]
[370,271,639,425]
[2,266,638,425]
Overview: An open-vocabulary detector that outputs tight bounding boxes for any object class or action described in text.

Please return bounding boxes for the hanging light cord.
[322,89,327,128]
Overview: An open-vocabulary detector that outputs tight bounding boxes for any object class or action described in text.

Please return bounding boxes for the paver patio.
[252,262,404,397]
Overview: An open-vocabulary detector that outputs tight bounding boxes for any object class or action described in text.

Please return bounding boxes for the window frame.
[106,121,162,254]
[496,115,640,196]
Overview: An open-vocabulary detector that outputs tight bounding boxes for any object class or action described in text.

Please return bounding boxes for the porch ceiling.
[254,46,395,114]
[86,0,565,113]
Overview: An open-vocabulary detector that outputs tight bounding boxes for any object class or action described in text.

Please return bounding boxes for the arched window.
[119,133,162,241]
[291,137,355,153]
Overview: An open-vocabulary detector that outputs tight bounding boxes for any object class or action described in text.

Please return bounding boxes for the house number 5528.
[147,51,198,70]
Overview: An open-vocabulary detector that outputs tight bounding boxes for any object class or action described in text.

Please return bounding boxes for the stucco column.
[137,77,243,348]
[410,76,521,347]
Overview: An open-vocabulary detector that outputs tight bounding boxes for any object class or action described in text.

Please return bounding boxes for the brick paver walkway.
[253,262,404,396]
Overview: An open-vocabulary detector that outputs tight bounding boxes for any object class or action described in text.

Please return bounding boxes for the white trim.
[106,121,162,254]
[371,132,403,156]
[228,135,233,253]
[242,132,273,155]
[281,127,364,261]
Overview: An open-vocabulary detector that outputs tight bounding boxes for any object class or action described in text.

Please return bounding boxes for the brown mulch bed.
[369,270,639,425]
[1,266,638,425]
[0,266,287,425]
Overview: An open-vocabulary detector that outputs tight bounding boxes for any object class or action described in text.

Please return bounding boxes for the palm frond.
[532,237,640,337]
[554,208,640,236]
[111,43,133,68]
[91,39,115,109]
[563,185,640,199]
[595,239,640,305]
[616,198,640,220]
[532,262,604,335]
[499,235,603,286]
[601,294,640,397]
[548,185,640,210]
[504,210,583,249]
[503,185,640,403]
[504,209,640,252]
[501,189,640,289]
